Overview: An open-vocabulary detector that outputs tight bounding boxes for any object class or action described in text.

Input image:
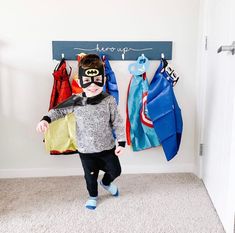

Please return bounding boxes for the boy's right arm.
[36,107,74,133]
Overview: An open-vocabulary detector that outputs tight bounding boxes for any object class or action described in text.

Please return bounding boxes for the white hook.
[161,53,165,59]
[61,53,65,59]
[122,53,125,60]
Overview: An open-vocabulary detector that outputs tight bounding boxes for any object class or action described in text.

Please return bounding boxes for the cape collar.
[55,92,109,109]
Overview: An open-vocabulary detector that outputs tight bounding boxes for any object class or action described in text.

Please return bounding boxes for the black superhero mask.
[78,66,105,88]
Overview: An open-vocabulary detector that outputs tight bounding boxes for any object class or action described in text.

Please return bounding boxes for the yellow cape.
[44,112,78,154]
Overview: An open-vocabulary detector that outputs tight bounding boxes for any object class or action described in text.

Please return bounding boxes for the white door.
[202,0,235,232]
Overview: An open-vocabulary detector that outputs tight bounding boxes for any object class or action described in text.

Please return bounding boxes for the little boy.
[36,54,126,210]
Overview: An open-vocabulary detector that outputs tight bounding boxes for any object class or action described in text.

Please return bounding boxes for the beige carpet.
[0,173,225,233]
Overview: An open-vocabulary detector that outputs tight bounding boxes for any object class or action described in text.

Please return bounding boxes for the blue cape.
[127,73,160,151]
[147,61,183,161]
[101,54,119,104]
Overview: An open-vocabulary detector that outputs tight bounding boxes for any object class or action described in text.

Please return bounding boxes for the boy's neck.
[82,91,103,99]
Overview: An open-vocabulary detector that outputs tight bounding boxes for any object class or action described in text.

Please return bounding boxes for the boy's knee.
[112,166,121,178]
[84,172,97,182]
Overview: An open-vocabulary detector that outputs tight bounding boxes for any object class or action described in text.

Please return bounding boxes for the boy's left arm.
[109,96,126,155]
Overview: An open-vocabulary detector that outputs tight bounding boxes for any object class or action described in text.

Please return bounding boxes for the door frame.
[195,0,209,179]
[196,0,235,232]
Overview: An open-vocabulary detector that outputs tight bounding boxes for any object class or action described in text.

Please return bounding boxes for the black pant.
[79,147,122,197]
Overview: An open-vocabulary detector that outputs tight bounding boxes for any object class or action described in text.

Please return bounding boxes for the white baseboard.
[122,163,196,175]
[0,163,196,179]
[0,168,82,178]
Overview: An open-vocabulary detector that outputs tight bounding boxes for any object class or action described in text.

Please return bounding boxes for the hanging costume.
[126,55,160,151]
[45,59,78,154]
[101,54,119,104]
[126,73,160,151]
[126,55,182,160]
[146,59,183,161]
[45,73,84,154]
[101,54,119,139]
[49,58,72,110]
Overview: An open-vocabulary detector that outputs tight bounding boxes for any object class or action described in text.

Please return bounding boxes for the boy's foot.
[85,196,97,210]
[100,181,119,196]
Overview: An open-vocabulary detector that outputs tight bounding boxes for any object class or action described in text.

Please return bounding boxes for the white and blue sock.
[85,196,97,210]
[100,180,119,196]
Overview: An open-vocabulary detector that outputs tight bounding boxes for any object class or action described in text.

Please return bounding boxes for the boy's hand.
[36,120,49,133]
[115,146,124,156]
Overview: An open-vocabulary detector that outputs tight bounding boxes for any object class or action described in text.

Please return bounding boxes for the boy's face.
[79,75,104,97]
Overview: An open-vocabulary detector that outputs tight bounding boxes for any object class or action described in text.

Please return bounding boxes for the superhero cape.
[101,54,119,139]
[101,54,119,104]
[126,72,160,151]
[49,58,72,110]
[147,60,183,161]
[44,113,78,154]
[54,92,109,109]
[45,59,76,155]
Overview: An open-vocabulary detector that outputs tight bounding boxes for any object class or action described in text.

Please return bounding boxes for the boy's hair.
[78,54,104,70]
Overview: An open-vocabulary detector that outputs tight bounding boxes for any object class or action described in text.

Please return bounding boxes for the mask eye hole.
[82,76,92,84]
[94,76,102,83]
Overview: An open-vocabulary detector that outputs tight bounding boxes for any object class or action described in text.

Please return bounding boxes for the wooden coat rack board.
[52,41,172,60]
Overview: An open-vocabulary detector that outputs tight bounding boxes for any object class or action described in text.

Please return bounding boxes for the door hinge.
[205,36,208,51]
[199,143,204,156]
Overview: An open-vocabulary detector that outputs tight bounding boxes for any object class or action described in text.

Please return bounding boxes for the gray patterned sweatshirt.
[42,93,126,153]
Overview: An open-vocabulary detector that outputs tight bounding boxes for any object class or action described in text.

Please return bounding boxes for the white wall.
[0,0,200,178]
